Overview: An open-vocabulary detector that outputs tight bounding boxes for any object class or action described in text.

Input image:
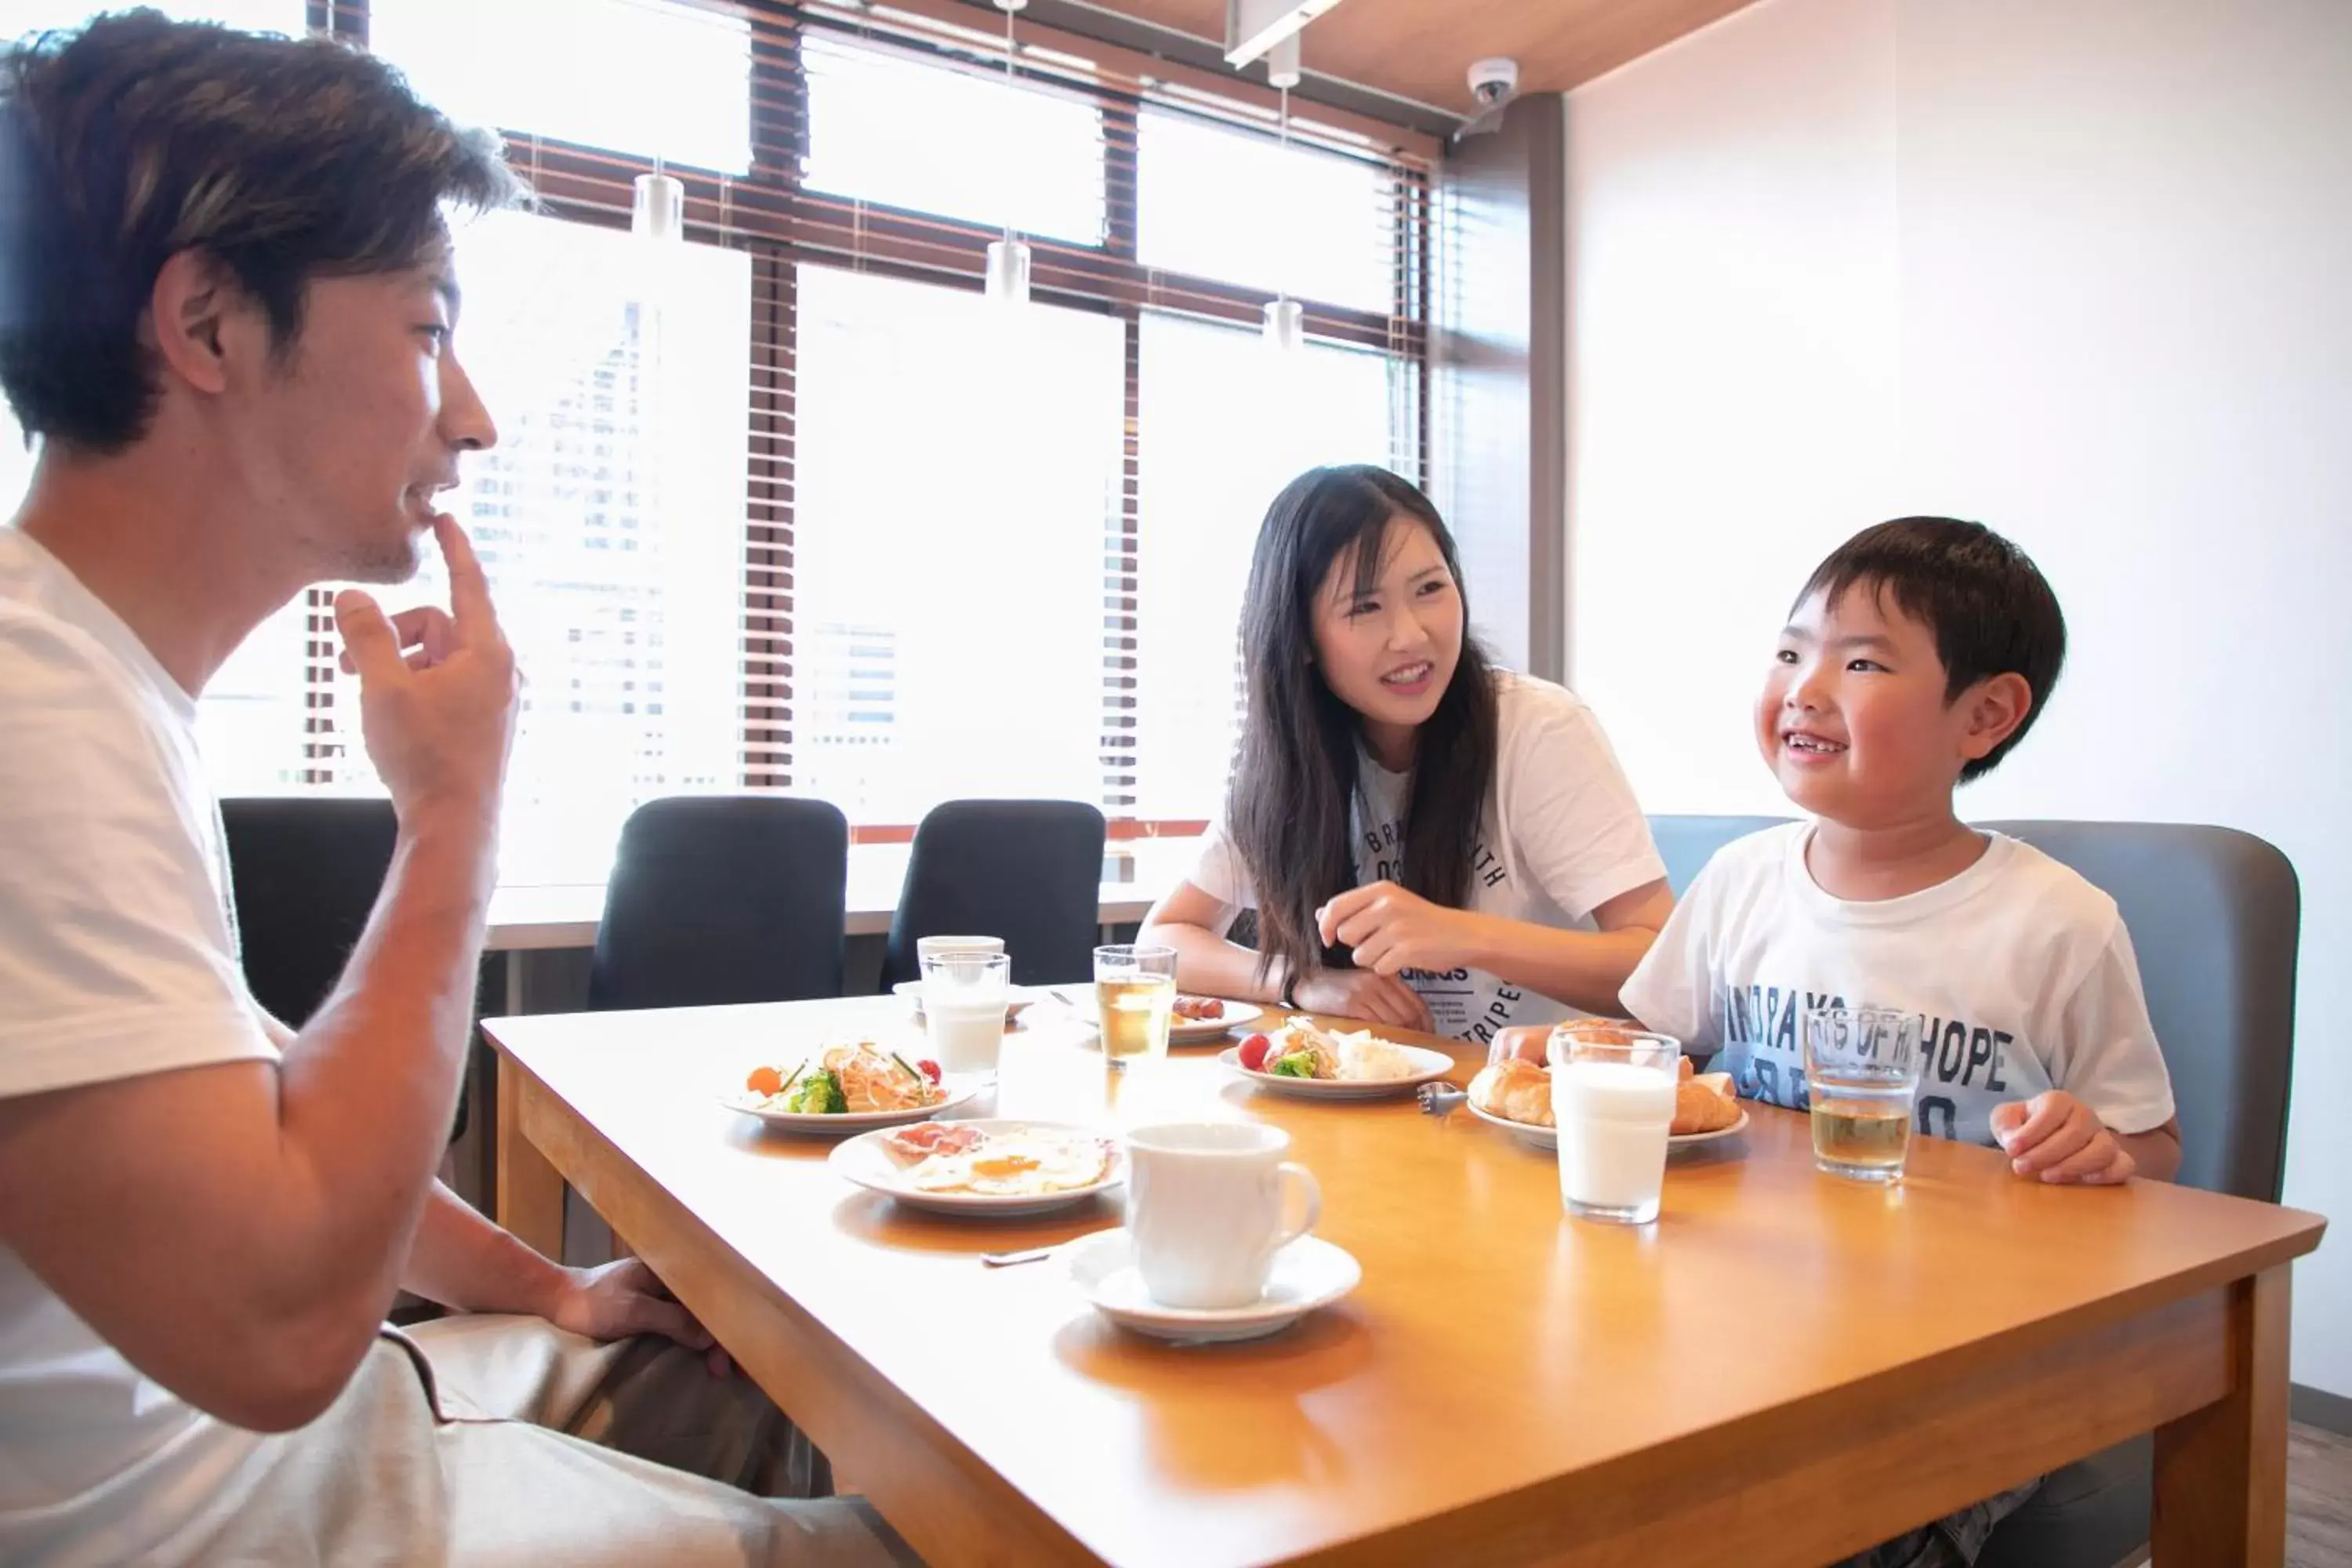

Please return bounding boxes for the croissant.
[1672,1071,1740,1135]
[1468,1057,1554,1128]
[1556,1018,1643,1050]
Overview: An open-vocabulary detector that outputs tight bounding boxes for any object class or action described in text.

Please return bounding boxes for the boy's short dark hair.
[1795,517,2067,782]
[0,9,521,453]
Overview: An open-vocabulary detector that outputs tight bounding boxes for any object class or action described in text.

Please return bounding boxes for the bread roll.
[1671,1073,1740,1135]
[1468,1058,1554,1128]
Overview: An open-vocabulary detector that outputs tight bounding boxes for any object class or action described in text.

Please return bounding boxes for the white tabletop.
[482,837,1202,953]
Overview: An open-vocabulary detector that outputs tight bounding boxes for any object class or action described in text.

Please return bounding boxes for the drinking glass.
[1093,944,1177,1065]
[920,950,1010,1079]
[1803,1006,1923,1183]
[1547,1026,1682,1224]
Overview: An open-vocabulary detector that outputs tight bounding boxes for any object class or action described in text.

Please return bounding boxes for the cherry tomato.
[746,1065,783,1096]
[916,1058,942,1084]
[1237,1033,1272,1073]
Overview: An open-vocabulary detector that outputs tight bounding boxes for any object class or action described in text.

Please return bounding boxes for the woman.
[1141,465,1673,1045]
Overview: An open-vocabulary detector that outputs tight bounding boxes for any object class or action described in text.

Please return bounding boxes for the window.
[792,264,1123,824]
[0,0,301,37]
[314,211,752,884]
[1138,109,1397,317]
[369,0,752,174]
[1131,314,1405,820]
[800,32,1105,245]
[0,1,1433,878]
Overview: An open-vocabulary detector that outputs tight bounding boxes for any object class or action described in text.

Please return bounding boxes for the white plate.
[827,1119,1123,1217]
[720,1074,985,1136]
[1171,999,1263,1043]
[1216,1042,1455,1099]
[1061,993,1265,1044]
[892,979,1038,1022]
[1066,1229,1360,1344]
[1466,1099,1751,1150]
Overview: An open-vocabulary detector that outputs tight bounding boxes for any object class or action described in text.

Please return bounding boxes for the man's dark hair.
[1795,517,2067,782]
[0,9,520,453]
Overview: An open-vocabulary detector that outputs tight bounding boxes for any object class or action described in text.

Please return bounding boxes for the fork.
[1417,1083,1466,1117]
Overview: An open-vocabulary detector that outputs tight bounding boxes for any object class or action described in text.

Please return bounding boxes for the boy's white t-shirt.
[1621,822,2176,1149]
[1189,671,1666,1045]
[0,528,289,1565]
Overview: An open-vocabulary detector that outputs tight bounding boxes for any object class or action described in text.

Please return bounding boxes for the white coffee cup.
[1125,1122,1321,1309]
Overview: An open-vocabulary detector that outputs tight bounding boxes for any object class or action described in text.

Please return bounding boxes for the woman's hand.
[1316,880,1484,978]
[1290,967,1434,1032]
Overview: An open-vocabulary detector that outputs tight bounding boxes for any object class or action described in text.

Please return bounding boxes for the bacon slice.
[880,1122,987,1167]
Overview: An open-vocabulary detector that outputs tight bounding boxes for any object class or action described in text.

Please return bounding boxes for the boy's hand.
[1990,1091,2137,1185]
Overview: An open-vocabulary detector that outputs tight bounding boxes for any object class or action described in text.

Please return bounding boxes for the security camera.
[1468,57,1519,107]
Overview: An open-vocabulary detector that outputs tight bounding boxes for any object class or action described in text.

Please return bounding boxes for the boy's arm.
[2121,1119,2183,1181]
[1993,1094,2180,1184]
[1994,915,2180,1185]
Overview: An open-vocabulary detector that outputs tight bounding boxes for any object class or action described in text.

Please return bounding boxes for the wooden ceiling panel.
[1080,0,1762,113]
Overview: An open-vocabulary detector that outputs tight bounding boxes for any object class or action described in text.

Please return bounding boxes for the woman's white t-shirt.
[1187,672,1665,1045]
[1620,822,2176,1148]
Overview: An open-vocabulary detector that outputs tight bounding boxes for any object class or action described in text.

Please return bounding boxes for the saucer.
[1065,1229,1361,1345]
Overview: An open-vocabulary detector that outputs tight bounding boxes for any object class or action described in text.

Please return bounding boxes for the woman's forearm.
[1140,917,1288,1006]
[1457,913,1661,1017]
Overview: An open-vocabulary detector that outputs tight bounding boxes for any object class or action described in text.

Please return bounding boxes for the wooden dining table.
[485,996,2324,1568]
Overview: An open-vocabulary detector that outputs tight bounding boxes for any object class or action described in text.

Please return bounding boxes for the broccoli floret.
[1269,1051,1319,1079]
[785,1067,846,1114]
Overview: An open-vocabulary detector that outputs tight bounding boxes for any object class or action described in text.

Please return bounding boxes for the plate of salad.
[722,1040,984,1134]
[1217,1018,1456,1100]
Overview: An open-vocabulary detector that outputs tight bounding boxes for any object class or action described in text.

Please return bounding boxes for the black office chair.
[588,796,850,1011]
[221,796,400,1029]
[878,800,1108,989]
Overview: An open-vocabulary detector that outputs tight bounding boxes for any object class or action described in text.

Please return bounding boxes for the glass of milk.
[919,950,1011,1080]
[1547,1027,1682,1225]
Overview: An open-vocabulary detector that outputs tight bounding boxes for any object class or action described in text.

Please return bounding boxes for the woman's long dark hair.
[1226,465,1500,991]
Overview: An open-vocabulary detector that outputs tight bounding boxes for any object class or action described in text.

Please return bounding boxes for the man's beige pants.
[184,1315,920,1566]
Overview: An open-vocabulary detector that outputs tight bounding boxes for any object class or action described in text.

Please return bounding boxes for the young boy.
[1619,517,2178,1185]
[1618,517,2182,1566]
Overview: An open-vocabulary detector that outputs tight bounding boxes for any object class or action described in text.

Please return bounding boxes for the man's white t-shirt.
[1189,671,1665,1045]
[1620,822,2176,1149]
[0,528,288,1565]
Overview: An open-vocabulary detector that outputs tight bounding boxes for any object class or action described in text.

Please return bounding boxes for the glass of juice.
[1547,1026,1682,1225]
[1093,944,1177,1066]
[1803,1006,1923,1182]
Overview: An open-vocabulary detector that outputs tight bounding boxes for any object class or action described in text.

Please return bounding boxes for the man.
[0,14,911,1564]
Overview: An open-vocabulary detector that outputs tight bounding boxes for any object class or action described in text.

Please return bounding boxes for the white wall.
[1566,0,2352,1392]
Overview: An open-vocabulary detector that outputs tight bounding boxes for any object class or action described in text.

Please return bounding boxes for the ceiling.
[1061,0,1764,115]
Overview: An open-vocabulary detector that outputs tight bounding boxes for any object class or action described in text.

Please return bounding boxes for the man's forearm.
[401,1180,569,1317]
[272,808,498,1320]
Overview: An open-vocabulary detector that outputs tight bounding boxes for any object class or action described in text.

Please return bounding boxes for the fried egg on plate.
[903,1131,1113,1196]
